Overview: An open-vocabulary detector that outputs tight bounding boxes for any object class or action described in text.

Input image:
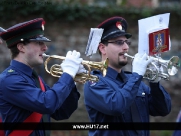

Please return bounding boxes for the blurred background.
[0,0,181,136]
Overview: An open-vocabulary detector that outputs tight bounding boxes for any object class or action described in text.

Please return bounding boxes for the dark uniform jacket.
[84,67,171,136]
[0,60,80,136]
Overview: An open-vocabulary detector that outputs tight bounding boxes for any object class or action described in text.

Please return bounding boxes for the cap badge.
[42,20,45,31]
[116,21,122,30]
[42,24,44,31]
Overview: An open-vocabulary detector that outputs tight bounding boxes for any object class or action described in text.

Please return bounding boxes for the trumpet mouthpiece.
[123,53,134,59]
[124,53,128,56]
[42,53,49,58]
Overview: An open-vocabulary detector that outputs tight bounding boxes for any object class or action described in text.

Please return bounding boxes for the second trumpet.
[124,53,180,81]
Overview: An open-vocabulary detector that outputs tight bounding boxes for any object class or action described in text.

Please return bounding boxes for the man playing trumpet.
[84,16,171,136]
[0,18,85,136]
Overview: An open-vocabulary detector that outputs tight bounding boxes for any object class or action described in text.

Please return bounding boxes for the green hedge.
[0,0,181,24]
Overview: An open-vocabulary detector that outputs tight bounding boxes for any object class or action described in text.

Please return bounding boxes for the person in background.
[0,18,84,136]
[83,16,171,136]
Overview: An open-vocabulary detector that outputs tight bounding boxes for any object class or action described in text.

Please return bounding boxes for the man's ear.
[98,43,106,55]
[17,43,25,52]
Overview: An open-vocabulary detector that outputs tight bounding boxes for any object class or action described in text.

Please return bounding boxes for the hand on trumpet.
[132,53,153,76]
[149,61,163,83]
[61,50,83,78]
[77,64,87,74]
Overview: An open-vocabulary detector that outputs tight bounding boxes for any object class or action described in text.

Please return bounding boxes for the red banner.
[149,28,169,55]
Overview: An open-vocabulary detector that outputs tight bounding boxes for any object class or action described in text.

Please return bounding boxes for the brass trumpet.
[43,53,109,83]
[124,53,180,81]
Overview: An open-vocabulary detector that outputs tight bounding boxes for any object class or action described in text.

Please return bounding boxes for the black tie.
[32,70,40,88]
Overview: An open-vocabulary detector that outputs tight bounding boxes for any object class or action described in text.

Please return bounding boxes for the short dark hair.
[98,41,108,56]
[10,41,30,59]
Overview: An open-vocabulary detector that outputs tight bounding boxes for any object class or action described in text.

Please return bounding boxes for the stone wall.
[0,17,181,136]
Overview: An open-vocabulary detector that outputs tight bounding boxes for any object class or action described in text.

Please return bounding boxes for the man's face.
[104,36,130,69]
[22,41,48,68]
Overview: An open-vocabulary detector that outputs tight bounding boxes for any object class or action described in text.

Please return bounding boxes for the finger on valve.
[66,51,72,57]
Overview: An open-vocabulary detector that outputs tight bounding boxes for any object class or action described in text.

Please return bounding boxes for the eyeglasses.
[107,40,131,46]
[34,41,45,45]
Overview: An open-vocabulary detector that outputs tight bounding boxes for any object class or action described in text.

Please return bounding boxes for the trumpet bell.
[167,56,180,76]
